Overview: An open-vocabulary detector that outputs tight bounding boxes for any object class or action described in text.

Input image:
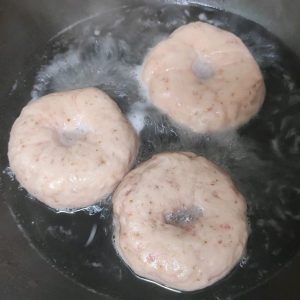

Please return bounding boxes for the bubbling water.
[3,3,300,299]
[24,0,300,267]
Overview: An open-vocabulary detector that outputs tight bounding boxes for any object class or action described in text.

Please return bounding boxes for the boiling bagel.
[8,88,139,209]
[113,152,248,291]
[142,22,265,133]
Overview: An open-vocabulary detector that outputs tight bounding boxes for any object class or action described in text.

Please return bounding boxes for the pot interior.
[1,2,300,299]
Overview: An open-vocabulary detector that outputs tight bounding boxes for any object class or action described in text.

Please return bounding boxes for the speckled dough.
[113,152,248,291]
[8,88,139,209]
[142,21,265,133]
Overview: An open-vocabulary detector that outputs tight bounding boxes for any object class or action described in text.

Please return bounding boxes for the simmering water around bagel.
[2,3,300,299]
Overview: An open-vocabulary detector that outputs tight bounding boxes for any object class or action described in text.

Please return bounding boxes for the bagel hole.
[192,57,215,80]
[58,127,89,147]
[164,206,203,227]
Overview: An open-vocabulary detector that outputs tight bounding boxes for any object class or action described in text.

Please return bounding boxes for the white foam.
[3,166,15,181]
[31,49,81,99]
[127,110,146,133]
[239,255,249,268]
[198,13,208,21]
[56,203,104,215]
[93,29,100,36]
